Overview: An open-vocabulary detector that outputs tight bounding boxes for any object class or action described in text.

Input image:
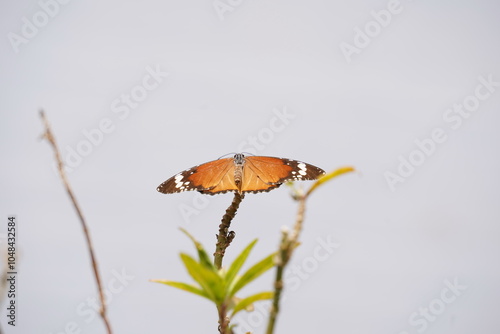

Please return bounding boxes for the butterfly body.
[157,153,325,195]
[233,153,245,193]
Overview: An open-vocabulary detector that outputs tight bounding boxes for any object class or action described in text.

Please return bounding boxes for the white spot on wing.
[297,162,307,176]
[174,173,184,188]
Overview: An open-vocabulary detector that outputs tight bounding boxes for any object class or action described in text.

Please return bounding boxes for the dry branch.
[40,110,112,334]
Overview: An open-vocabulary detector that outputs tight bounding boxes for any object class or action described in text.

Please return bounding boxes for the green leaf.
[225,239,258,287]
[180,253,225,303]
[150,280,212,301]
[307,166,355,196]
[230,252,276,296]
[231,291,274,317]
[179,228,215,271]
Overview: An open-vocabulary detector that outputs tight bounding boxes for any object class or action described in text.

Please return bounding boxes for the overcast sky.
[1,1,499,333]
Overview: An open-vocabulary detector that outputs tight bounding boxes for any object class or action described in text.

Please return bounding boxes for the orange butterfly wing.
[197,162,238,194]
[241,156,325,193]
[157,158,236,195]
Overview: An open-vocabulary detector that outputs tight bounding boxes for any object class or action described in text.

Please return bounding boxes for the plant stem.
[266,228,288,334]
[214,192,245,269]
[289,196,307,245]
[214,192,244,334]
[40,110,112,334]
[266,194,307,334]
[217,303,231,334]
[267,168,355,333]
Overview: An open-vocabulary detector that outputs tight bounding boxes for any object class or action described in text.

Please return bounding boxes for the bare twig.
[267,167,355,334]
[266,194,306,334]
[214,191,245,334]
[214,192,245,270]
[39,110,112,334]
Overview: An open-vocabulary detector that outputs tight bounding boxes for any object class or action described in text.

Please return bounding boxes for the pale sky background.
[1,1,499,333]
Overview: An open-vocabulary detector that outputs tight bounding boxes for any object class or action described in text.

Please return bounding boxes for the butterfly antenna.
[240,151,255,156]
[218,152,237,160]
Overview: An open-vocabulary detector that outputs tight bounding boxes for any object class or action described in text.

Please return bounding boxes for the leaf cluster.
[152,229,275,319]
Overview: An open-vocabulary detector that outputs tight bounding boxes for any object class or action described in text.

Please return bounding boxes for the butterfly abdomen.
[233,154,245,193]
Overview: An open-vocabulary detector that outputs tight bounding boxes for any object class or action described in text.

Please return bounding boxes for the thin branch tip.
[40,111,113,334]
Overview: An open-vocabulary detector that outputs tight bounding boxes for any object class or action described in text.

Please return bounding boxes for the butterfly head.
[233,153,245,166]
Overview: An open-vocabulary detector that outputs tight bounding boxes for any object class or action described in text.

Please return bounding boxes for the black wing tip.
[157,185,173,194]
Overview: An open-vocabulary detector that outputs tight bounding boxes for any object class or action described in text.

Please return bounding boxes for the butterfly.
[157,153,325,195]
